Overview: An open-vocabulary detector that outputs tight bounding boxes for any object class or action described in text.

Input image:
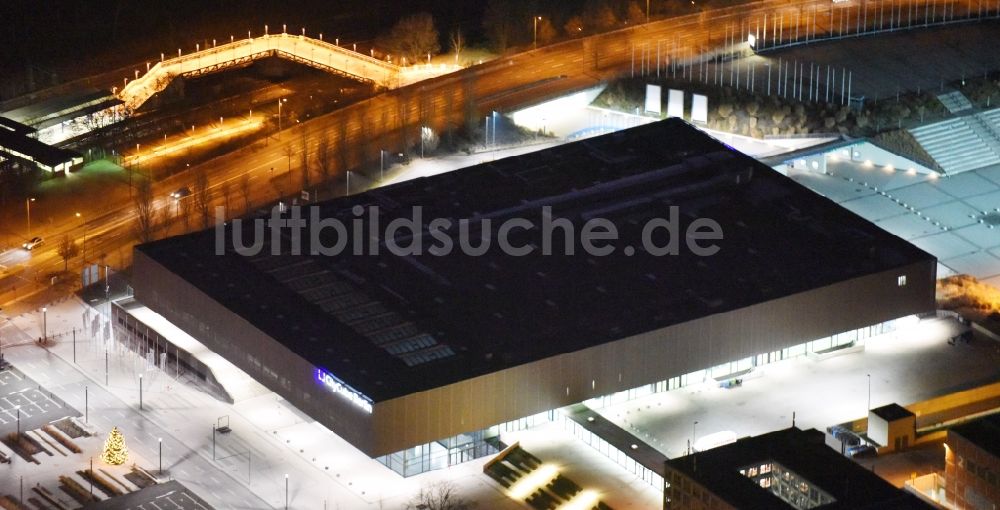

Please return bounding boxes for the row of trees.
[377,0,727,66]
[481,0,730,52]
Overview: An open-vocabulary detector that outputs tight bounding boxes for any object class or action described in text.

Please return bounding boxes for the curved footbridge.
[118,32,460,110]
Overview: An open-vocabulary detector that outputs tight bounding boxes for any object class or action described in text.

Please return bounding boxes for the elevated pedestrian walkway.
[118,32,460,111]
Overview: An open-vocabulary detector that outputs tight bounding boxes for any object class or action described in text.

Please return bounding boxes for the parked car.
[22,237,44,250]
[829,426,861,447]
[847,444,877,458]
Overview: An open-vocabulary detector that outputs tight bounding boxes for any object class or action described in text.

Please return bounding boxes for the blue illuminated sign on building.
[315,368,374,413]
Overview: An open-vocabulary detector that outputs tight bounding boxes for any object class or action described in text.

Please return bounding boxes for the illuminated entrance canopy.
[315,368,374,413]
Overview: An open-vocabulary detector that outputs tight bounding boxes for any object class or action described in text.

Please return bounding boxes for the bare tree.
[585,0,620,31]
[379,13,440,64]
[316,131,333,199]
[219,180,232,219]
[483,0,513,52]
[57,235,80,272]
[536,18,558,45]
[178,195,192,232]
[399,89,412,155]
[336,114,351,179]
[132,178,159,243]
[449,30,465,65]
[405,482,476,510]
[237,173,252,216]
[299,128,311,190]
[192,167,211,230]
[626,1,646,24]
[564,15,585,37]
[282,142,296,196]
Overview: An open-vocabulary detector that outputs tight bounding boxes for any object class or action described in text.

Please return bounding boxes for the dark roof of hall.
[136,118,933,402]
[665,428,934,509]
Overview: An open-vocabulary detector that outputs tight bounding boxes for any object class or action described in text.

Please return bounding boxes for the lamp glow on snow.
[101,427,129,465]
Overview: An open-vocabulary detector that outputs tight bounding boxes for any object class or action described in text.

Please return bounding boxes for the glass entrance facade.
[585,317,908,411]
[377,411,557,477]
[377,316,912,477]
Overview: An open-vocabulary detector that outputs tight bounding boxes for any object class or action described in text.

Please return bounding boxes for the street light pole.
[139,374,143,410]
[380,150,385,181]
[534,16,542,49]
[76,212,87,265]
[277,98,287,138]
[867,373,871,413]
[285,474,289,509]
[158,438,163,474]
[692,420,698,453]
[42,307,47,341]
[25,197,35,237]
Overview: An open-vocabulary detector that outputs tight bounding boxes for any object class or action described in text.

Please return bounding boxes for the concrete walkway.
[0,297,522,509]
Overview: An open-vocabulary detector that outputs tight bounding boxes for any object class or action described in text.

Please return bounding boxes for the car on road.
[170,187,191,199]
[22,237,44,250]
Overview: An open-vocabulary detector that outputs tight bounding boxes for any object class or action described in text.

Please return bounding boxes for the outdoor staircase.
[909,109,1000,174]
[981,108,1000,140]
[936,91,974,114]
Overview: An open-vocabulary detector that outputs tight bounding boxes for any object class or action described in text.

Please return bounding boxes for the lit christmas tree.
[101,427,129,465]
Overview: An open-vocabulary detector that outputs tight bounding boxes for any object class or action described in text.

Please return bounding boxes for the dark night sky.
[2,1,484,71]
[1,1,603,75]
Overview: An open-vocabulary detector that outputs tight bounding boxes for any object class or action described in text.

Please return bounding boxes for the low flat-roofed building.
[945,414,1000,509]
[3,89,115,127]
[2,88,123,145]
[663,427,935,509]
[0,116,37,137]
[132,119,936,475]
[869,403,916,454]
[0,123,81,172]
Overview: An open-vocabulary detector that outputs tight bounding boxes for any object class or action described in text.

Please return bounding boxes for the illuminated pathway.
[117,31,460,111]
[128,116,265,166]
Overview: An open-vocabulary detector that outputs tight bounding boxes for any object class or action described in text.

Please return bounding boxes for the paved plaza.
[88,480,213,510]
[597,317,1000,461]
[0,365,76,435]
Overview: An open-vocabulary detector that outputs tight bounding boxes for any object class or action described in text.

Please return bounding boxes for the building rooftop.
[2,89,112,126]
[665,427,934,509]
[563,403,667,477]
[950,413,1000,459]
[0,126,80,168]
[0,116,36,136]
[871,403,915,422]
[136,119,933,402]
